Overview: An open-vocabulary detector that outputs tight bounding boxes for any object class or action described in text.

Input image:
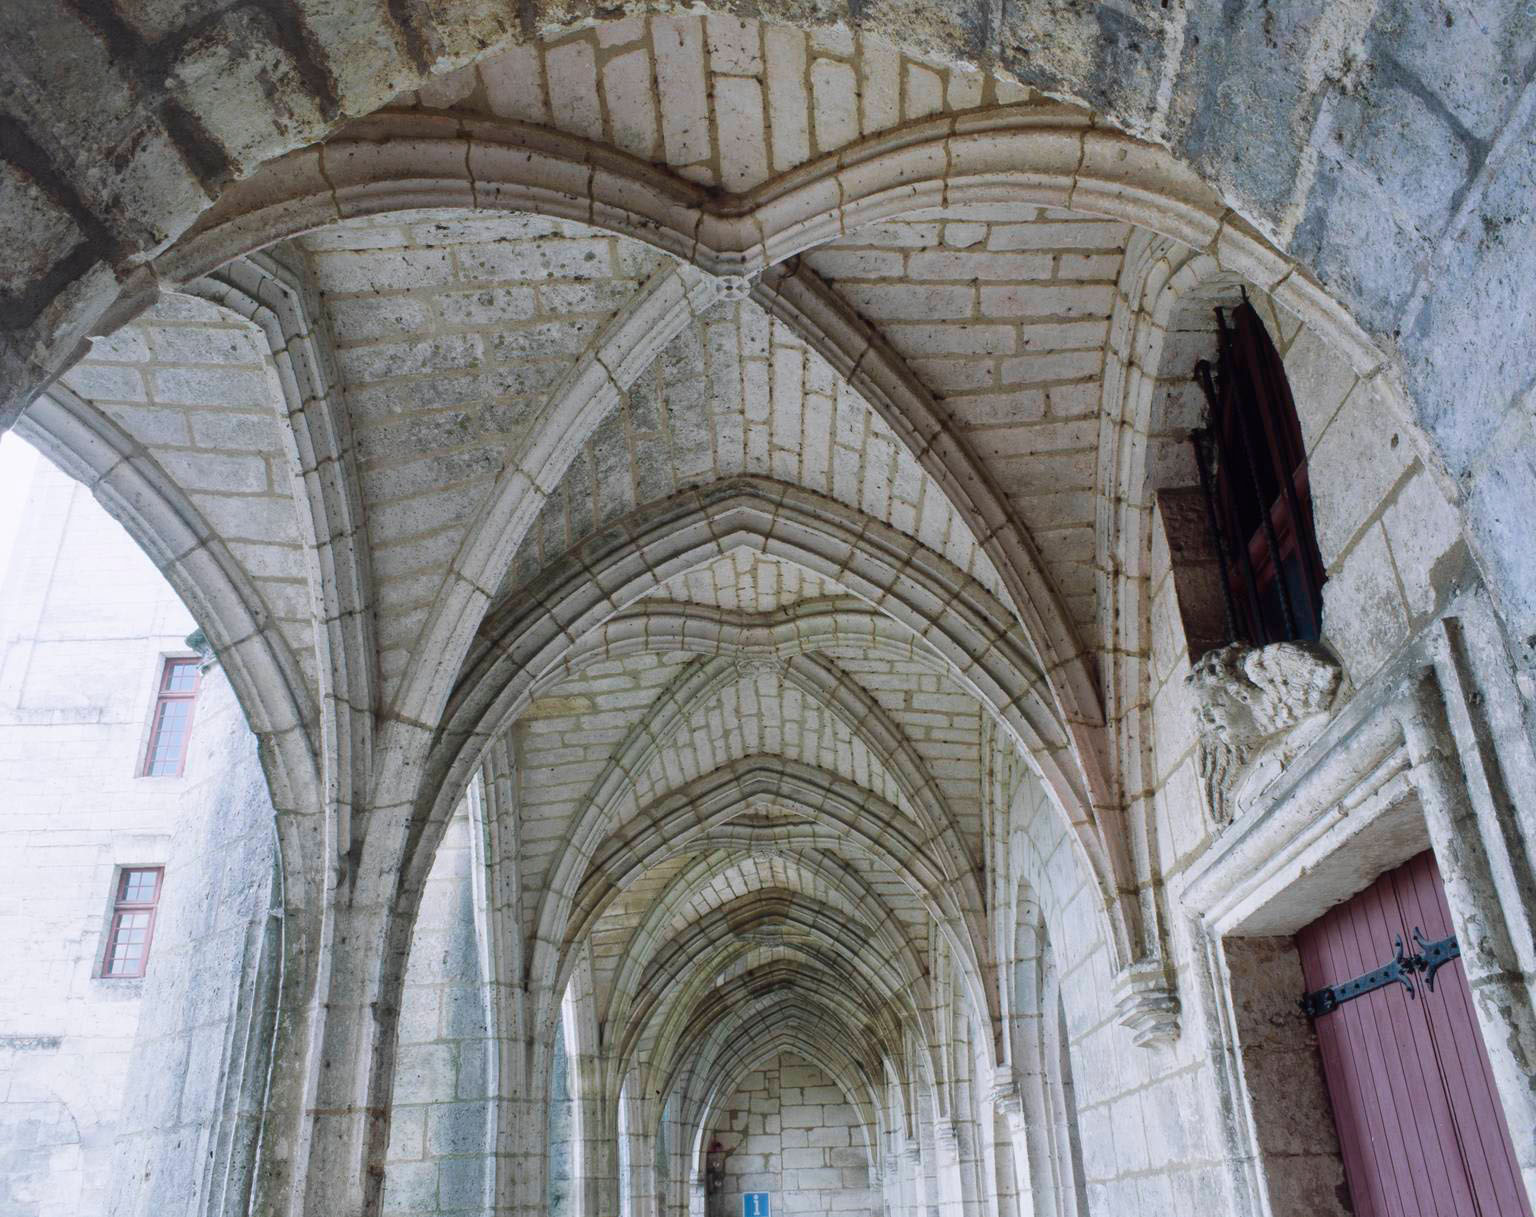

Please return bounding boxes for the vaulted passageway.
[4,7,1536,1217]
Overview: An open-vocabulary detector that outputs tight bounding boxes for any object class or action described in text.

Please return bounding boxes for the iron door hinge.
[1300,928,1460,1019]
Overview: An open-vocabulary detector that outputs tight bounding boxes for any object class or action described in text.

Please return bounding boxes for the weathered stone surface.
[1187,642,1344,824]
[3,8,1535,1217]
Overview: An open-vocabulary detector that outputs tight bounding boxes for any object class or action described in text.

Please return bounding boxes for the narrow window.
[142,657,201,776]
[1194,299,1327,644]
[101,866,163,978]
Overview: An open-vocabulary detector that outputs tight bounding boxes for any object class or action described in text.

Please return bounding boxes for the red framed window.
[101,867,163,978]
[1194,300,1326,645]
[141,657,201,777]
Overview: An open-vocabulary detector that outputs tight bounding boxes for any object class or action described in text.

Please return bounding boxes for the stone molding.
[564,600,950,681]
[1178,685,1409,934]
[184,627,216,666]
[0,1035,61,1052]
[606,864,929,1075]
[557,755,985,978]
[752,260,1104,783]
[66,105,1393,1026]
[135,110,1381,851]
[713,273,755,300]
[152,111,1230,288]
[1091,224,1400,991]
[376,262,721,748]
[189,252,377,827]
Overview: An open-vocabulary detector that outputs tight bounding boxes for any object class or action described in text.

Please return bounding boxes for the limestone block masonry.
[708,1055,880,1217]
[0,8,1534,1217]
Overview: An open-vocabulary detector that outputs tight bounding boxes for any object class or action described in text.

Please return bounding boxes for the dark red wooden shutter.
[1297,851,1532,1217]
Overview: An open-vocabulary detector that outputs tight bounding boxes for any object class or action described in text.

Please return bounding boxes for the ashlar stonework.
[1,7,1534,1217]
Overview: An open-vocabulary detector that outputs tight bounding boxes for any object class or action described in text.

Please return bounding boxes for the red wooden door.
[1297,851,1532,1217]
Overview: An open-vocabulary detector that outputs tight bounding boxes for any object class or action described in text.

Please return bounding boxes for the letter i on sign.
[743,1193,770,1216]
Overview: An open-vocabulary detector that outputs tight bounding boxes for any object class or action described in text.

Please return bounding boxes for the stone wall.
[1002,766,1226,1212]
[105,663,279,1217]
[707,1054,878,1217]
[1147,282,1470,879]
[0,457,199,1217]
[1132,273,1536,1213]
[2,8,1535,1216]
[0,453,279,1217]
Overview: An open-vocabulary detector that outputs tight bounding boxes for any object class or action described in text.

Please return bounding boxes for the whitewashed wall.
[0,456,269,1217]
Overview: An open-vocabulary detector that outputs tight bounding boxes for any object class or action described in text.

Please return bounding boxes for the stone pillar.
[901,1143,925,1217]
[931,1118,969,1217]
[989,1078,1032,1216]
[578,1097,619,1217]
[295,894,401,1217]
[625,1117,659,1217]
[565,1004,611,1217]
[382,810,494,1216]
[240,797,424,1217]
[547,1027,575,1217]
[986,1107,1023,1217]
[1402,677,1536,1204]
[492,1088,552,1217]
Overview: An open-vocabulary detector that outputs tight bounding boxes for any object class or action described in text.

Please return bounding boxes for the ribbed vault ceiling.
[27,9,1293,1184]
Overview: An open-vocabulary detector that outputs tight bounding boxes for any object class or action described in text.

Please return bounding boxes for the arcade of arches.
[2,4,1536,1216]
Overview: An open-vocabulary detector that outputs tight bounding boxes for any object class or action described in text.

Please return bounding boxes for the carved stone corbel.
[988,1075,1026,1132]
[1187,641,1344,823]
[1113,959,1180,1047]
[185,626,216,667]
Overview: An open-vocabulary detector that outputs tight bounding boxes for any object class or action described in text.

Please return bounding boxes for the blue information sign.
[742,1193,770,1217]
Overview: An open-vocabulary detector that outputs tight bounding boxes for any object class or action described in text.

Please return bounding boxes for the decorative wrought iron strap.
[1300,929,1460,1018]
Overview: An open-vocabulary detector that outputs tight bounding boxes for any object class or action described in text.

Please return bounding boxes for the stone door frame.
[1177,594,1536,1216]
